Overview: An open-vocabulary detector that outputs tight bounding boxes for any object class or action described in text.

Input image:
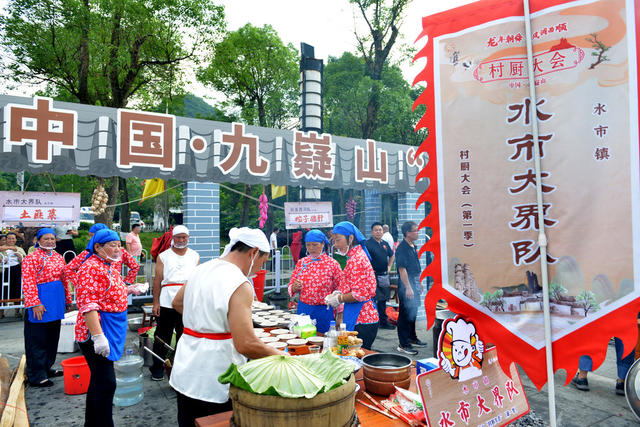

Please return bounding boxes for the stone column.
[183,182,220,262]
[363,190,382,236]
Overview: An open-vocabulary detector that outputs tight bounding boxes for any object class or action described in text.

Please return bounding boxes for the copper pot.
[362,353,413,396]
[362,353,412,382]
[363,376,411,396]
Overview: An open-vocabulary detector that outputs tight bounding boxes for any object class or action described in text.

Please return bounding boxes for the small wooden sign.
[417,316,529,427]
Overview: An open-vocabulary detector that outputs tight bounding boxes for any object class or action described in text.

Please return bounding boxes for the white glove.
[92,333,110,358]
[324,291,342,308]
[127,282,149,295]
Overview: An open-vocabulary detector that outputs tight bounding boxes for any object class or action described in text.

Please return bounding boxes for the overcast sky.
[1,0,477,101]
[218,0,476,82]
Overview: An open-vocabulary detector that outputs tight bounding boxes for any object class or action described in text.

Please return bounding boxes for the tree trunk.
[77,0,90,104]
[240,184,251,226]
[362,85,380,139]
[94,178,119,228]
[257,97,266,127]
[119,177,130,231]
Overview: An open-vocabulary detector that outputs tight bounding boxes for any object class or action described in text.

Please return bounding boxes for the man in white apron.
[170,227,283,427]
[150,225,200,381]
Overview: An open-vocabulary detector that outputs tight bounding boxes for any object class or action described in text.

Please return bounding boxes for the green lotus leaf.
[219,352,355,398]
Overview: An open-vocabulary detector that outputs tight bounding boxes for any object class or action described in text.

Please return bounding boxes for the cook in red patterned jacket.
[21,228,72,387]
[326,221,379,349]
[74,228,145,427]
[65,223,139,288]
[288,229,343,333]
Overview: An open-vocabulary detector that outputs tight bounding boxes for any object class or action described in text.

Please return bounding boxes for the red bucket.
[252,269,267,301]
[61,356,91,395]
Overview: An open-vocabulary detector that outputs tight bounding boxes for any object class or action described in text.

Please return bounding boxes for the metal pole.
[522,1,556,425]
[275,250,281,294]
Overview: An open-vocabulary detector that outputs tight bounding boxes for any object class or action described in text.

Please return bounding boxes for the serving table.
[195,349,419,427]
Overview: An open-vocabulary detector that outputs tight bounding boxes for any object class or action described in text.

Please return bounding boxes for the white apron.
[158,248,199,308]
[169,259,249,403]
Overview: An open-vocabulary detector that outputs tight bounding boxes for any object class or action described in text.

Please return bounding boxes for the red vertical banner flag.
[414,0,640,389]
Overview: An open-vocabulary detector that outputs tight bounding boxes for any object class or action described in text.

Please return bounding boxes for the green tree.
[351,0,410,139]
[198,23,298,129]
[324,52,425,145]
[549,282,568,301]
[576,290,599,316]
[198,23,298,231]
[0,0,225,227]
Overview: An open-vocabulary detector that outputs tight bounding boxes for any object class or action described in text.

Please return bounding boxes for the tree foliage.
[198,23,298,129]
[549,282,568,301]
[351,0,410,139]
[1,0,225,108]
[576,290,599,316]
[199,23,298,233]
[324,52,425,145]
[1,0,225,226]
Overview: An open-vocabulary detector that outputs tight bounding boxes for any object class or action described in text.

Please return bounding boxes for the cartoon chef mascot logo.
[439,317,484,381]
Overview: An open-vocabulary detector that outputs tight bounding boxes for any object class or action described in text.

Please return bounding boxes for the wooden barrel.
[229,374,356,427]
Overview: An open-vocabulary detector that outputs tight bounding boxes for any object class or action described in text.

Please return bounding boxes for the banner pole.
[522,1,557,426]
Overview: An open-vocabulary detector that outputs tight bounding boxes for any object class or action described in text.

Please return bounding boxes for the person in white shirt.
[150,225,200,381]
[269,227,279,254]
[54,224,78,262]
[170,227,282,426]
[382,224,395,251]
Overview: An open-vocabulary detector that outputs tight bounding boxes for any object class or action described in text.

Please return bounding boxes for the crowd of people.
[285,220,428,355]
[1,224,144,426]
[0,219,636,426]
[2,219,428,426]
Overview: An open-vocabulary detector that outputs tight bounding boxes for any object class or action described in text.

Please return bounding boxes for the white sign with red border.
[0,191,80,226]
[284,202,333,230]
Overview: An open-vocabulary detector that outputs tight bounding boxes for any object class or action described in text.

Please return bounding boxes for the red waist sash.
[162,283,184,287]
[183,327,232,340]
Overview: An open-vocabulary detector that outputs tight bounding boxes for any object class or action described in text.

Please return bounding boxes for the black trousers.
[354,322,379,350]
[176,390,232,427]
[397,276,420,348]
[151,306,183,375]
[7,264,22,299]
[24,315,60,384]
[374,274,391,325]
[79,340,116,427]
[55,239,76,263]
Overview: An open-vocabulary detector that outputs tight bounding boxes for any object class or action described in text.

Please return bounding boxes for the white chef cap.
[222,227,270,257]
[173,225,189,236]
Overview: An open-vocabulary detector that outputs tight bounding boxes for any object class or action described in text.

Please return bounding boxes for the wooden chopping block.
[0,355,26,427]
[0,355,10,419]
[13,383,28,427]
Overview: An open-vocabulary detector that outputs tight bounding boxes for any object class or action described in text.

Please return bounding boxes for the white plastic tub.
[58,311,79,353]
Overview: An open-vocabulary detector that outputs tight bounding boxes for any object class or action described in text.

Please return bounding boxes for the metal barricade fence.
[263,246,296,297]
[0,253,21,311]
[130,249,153,302]
[1,252,26,311]
[62,250,78,303]
[0,245,155,313]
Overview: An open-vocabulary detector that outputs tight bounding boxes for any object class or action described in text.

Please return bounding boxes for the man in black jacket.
[395,221,427,355]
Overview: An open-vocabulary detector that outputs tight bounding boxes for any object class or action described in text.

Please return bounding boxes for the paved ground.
[1,313,637,426]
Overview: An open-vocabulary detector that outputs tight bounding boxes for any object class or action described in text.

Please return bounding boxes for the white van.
[79,207,95,225]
